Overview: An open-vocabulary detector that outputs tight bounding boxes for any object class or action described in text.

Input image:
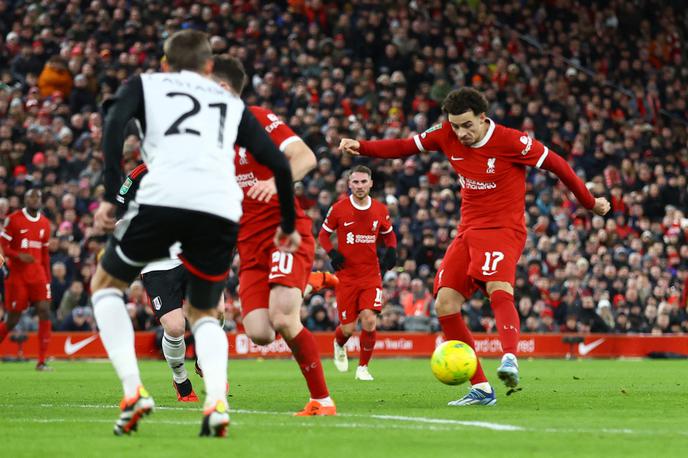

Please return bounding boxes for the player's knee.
[91,265,128,293]
[246,327,275,345]
[269,311,297,336]
[435,288,463,316]
[360,311,377,331]
[162,320,186,338]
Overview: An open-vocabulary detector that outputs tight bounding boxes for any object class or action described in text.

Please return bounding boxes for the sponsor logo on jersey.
[119,177,132,195]
[236,172,257,189]
[458,175,497,190]
[486,157,496,174]
[420,123,442,139]
[519,135,532,156]
[345,232,376,244]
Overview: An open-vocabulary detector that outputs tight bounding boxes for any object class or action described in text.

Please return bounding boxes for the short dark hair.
[442,88,488,116]
[350,165,372,177]
[212,56,247,94]
[163,30,212,72]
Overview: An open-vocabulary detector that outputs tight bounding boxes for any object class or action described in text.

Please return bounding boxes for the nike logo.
[344,222,354,226]
[268,273,286,280]
[450,156,464,161]
[20,229,29,233]
[578,338,605,356]
[64,335,99,355]
[481,271,498,276]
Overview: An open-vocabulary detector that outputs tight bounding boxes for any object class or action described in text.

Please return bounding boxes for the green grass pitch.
[1,358,687,457]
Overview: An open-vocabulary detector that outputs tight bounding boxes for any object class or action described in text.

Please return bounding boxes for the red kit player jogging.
[319,165,397,381]
[340,88,610,405]
[213,56,335,416]
[0,189,53,371]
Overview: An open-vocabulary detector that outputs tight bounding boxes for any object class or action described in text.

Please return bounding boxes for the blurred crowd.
[0,0,686,338]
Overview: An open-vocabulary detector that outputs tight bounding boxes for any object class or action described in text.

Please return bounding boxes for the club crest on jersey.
[486,157,496,174]
[39,229,44,238]
[519,135,532,156]
[372,220,378,231]
[346,232,355,244]
[237,147,248,165]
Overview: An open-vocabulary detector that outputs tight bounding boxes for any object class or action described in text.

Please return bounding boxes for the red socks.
[0,322,7,343]
[359,329,376,367]
[335,326,349,347]
[286,328,329,399]
[490,290,520,354]
[438,313,488,385]
[38,319,52,365]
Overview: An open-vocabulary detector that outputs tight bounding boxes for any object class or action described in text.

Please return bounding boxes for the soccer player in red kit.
[0,189,53,370]
[212,57,335,416]
[340,88,610,405]
[318,165,397,381]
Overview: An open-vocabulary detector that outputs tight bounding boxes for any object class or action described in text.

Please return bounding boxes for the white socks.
[192,317,228,408]
[472,382,492,393]
[92,288,142,398]
[162,332,188,384]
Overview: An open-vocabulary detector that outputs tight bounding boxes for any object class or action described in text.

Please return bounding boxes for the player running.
[318,165,397,381]
[340,88,610,405]
[212,56,336,416]
[0,189,53,371]
[93,30,298,437]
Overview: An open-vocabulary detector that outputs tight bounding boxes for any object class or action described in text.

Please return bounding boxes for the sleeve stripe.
[535,146,549,169]
[321,223,334,233]
[1,232,12,241]
[380,227,393,234]
[413,134,426,153]
[278,136,300,152]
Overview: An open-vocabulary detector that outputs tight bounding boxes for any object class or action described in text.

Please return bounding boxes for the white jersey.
[136,71,244,222]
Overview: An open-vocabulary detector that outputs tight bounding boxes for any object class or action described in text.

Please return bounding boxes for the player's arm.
[539,151,610,215]
[339,123,444,158]
[115,163,147,218]
[247,139,316,203]
[379,212,397,271]
[100,76,145,231]
[0,218,28,262]
[318,208,344,271]
[42,226,51,281]
[235,108,297,243]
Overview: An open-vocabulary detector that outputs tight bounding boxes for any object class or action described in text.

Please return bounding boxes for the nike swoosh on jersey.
[481,271,498,276]
[450,156,465,161]
[64,335,99,355]
[343,222,355,226]
[578,338,605,356]
[268,273,286,280]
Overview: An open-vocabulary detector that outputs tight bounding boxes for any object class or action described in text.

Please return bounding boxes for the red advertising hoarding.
[1,332,687,360]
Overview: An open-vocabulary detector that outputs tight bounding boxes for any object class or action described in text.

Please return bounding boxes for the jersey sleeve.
[379,204,393,235]
[413,122,449,153]
[321,205,338,233]
[249,106,300,152]
[498,127,550,169]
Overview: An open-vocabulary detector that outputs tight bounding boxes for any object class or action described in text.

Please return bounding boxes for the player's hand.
[247,178,277,203]
[381,247,397,271]
[17,253,35,263]
[592,197,611,216]
[328,249,345,271]
[274,227,301,253]
[94,201,117,233]
[339,138,361,156]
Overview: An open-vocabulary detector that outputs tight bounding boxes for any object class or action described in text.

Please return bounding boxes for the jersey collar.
[350,194,371,210]
[471,117,495,148]
[22,208,41,222]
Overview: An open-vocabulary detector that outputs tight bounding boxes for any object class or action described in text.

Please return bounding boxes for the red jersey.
[234,106,307,241]
[414,120,550,233]
[1,209,51,282]
[321,195,393,286]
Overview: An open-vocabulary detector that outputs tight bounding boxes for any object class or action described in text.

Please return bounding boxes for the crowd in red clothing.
[0,1,686,336]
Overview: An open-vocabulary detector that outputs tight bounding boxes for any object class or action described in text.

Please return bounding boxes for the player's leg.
[239,263,275,345]
[333,283,358,372]
[333,320,355,372]
[354,286,382,381]
[179,212,238,437]
[142,266,198,401]
[268,284,335,415]
[0,281,25,343]
[467,229,525,388]
[33,299,52,370]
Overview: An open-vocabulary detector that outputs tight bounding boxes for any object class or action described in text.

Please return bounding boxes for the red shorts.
[433,227,525,298]
[335,282,382,325]
[238,218,315,318]
[4,279,51,312]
